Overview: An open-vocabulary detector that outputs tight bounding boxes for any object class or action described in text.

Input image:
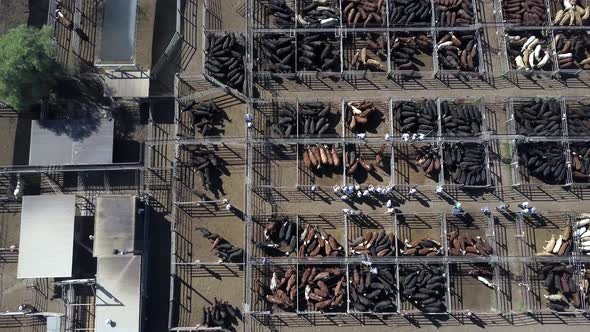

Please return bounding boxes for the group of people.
[400,133,426,141]
[331,184,393,201]
[324,184,402,215]
[340,199,400,216]
[450,202,535,216]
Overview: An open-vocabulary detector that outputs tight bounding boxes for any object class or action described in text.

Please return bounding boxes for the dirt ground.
[0,0,28,35]
[0,211,23,312]
[520,213,573,256]
[190,203,246,262]
[136,0,157,69]
[397,213,444,256]
[299,144,344,188]
[343,99,391,138]
[299,213,347,254]
[180,264,245,330]
[178,94,247,139]
[0,118,30,166]
[446,213,491,253]
[449,263,497,313]
[394,143,440,187]
[347,214,395,256]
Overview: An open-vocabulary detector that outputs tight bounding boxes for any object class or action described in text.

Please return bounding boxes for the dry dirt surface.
[0,0,28,35]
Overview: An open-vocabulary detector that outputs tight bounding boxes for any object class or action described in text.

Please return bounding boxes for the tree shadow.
[40,73,121,140]
[37,113,101,141]
[112,103,140,136]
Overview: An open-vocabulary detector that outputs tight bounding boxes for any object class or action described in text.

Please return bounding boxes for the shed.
[102,70,150,97]
[97,0,138,65]
[17,195,77,279]
[29,119,114,166]
[46,316,63,332]
[93,196,137,257]
[95,256,142,332]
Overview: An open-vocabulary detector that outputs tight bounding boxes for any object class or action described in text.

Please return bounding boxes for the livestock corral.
[27,0,584,331]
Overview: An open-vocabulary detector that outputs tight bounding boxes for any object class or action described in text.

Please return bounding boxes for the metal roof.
[97,0,137,64]
[29,119,114,166]
[94,196,137,257]
[17,195,76,279]
[95,256,142,332]
[102,70,150,97]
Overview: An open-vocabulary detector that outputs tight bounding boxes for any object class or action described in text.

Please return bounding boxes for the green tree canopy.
[0,25,58,110]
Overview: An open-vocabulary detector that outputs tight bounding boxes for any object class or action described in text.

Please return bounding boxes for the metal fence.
[161,0,590,330]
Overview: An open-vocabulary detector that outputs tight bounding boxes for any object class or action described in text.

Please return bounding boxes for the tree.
[0,25,58,110]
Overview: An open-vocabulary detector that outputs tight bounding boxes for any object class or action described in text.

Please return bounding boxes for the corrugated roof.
[29,119,114,166]
[94,196,136,257]
[17,195,76,279]
[95,256,142,332]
